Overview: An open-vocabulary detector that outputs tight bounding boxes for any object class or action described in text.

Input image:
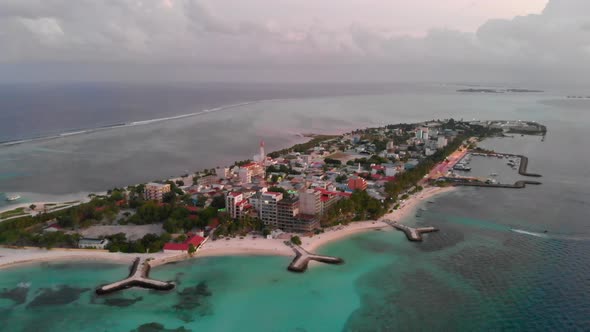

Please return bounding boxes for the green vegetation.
[321,190,386,226]
[290,235,302,246]
[215,215,264,238]
[188,244,196,255]
[268,135,338,158]
[106,233,172,253]
[0,207,27,219]
[324,158,342,165]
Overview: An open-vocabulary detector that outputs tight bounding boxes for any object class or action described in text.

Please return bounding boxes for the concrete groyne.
[287,245,344,273]
[384,220,438,242]
[453,180,542,189]
[516,155,542,177]
[469,151,541,177]
[96,257,175,295]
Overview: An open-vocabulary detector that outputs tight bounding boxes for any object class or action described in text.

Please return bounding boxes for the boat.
[5,195,21,202]
[453,164,471,171]
[490,173,498,176]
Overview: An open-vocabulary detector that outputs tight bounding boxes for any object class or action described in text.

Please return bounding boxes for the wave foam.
[0,101,261,147]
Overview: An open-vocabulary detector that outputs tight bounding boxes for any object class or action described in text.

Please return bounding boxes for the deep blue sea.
[0,83,589,331]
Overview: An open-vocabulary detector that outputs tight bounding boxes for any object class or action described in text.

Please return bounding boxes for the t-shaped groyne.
[287,245,344,273]
[384,220,439,242]
[96,257,174,295]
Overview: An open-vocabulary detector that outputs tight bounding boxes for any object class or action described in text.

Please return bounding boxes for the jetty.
[453,180,541,189]
[96,257,174,295]
[287,245,344,273]
[384,220,438,242]
[516,155,542,177]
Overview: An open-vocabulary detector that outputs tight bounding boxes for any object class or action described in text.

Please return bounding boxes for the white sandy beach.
[0,185,456,270]
[0,247,182,270]
[379,186,456,224]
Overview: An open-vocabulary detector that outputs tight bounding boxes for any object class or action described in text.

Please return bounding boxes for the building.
[348,176,368,191]
[254,191,319,232]
[163,234,207,253]
[215,167,230,179]
[299,189,321,216]
[144,182,171,202]
[276,197,300,231]
[226,192,248,219]
[79,238,109,249]
[437,136,448,149]
[238,162,266,184]
[416,127,429,140]
[259,192,283,226]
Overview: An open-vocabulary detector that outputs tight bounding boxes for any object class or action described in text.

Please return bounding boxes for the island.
[0,118,546,292]
[457,88,544,93]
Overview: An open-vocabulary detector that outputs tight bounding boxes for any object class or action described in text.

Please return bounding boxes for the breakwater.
[452,180,542,189]
[96,257,174,295]
[384,220,439,242]
[516,155,542,177]
[468,151,541,177]
[287,245,344,273]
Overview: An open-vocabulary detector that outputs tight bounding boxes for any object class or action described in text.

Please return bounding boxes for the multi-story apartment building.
[226,192,245,219]
[299,189,321,216]
[144,182,171,202]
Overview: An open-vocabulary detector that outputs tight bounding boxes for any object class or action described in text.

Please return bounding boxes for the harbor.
[441,151,542,188]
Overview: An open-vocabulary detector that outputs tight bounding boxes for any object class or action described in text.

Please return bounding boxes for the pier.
[452,180,541,189]
[96,257,175,295]
[287,245,344,273]
[516,155,542,177]
[467,151,542,177]
[384,220,438,242]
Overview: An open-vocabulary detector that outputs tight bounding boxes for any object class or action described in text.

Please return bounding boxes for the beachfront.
[0,185,454,270]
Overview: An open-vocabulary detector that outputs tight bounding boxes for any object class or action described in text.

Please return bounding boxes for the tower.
[259,140,266,166]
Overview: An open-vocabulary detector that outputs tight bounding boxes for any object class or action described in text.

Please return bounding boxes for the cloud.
[0,0,587,84]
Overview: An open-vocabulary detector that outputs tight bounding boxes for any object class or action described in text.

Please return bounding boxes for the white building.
[144,183,171,202]
[79,238,109,249]
[299,189,321,216]
[226,192,245,219]
[238,167,252,184]
[385,166,398,177]
[437,136,448,149]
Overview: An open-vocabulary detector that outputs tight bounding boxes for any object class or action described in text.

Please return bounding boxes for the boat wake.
[510,229,549,238]
[510,228,590,241]
[17,282,31,288]
[0,101,262,147]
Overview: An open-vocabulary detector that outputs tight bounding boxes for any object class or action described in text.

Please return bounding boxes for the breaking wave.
[0,101,261,147]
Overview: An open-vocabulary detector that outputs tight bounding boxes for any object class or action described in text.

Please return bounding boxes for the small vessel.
[5,195,21,202]
[453,164,471,171]
[490,173,498,176]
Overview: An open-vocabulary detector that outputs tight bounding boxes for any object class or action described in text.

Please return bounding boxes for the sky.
[0,0,589,86]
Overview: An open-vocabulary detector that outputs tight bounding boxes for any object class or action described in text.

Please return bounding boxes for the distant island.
[457,88,544,93]
[566,96,590,99]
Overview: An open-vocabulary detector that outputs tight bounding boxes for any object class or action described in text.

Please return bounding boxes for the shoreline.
[0,184,456,271]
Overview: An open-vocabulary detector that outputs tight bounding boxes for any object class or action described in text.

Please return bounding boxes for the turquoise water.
[1,186,589,331]
[1,90,590,330]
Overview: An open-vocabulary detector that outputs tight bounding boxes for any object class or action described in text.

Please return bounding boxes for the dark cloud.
[0,0,587,84]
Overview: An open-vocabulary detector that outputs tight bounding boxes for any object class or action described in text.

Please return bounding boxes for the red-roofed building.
[163,234,208,253]
[163,243,189,252]
[185,206,200,213]
[43,223,63,233]
[348,176,368,191]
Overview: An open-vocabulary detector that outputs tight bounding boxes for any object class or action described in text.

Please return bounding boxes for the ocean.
[0,83,589,331]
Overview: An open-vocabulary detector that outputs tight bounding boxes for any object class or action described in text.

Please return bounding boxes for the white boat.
[5,195,21,202]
